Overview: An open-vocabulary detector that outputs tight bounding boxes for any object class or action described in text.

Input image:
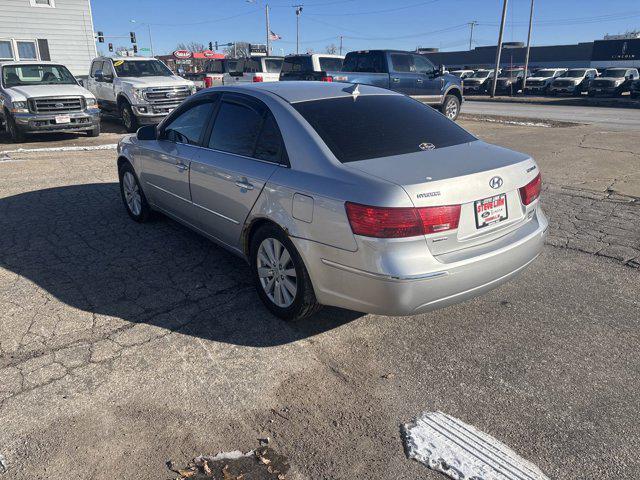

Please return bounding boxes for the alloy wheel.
[122,171,142,216]
[256,237,297,308]
[445,98,458,119]
[122,107,132,130]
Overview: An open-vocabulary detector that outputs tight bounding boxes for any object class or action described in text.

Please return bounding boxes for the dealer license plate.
[55,115,71,124]
[474,194,508,229]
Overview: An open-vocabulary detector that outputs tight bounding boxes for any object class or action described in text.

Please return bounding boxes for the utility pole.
[294,5,303,54]
[266,4,271,55]
[468,21,478,50]
[339,35,343,55]
[521,0,535,93]
[490,0,509,98]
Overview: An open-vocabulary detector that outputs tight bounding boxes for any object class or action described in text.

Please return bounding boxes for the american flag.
[269,30,282,41]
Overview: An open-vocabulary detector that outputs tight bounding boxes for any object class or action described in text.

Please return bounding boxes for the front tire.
[87,123,101,137]
[6,113,25,143]
[441,94,460,121]
[118,161,151,222]
[250,224,321,321]
[119,101,139,133]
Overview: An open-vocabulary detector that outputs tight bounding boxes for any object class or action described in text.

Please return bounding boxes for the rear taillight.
[519,173,542,205]
[253,75,264,82]
[345,202,460,238]
[204,77,213,88]
[321,76,333,82]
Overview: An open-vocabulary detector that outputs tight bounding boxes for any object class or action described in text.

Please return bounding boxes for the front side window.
[163,102,216,146]
[293,95,476,163]
[17,41,37,60]
[208,100,264,156]
[2,64,76,88]
[0,40,13,60]
[113,60,172,77]
[90,61,103,77]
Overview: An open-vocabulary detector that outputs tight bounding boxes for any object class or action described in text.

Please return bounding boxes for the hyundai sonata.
[116,82,547,320]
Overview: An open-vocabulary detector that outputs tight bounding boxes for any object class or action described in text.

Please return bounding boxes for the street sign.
[139,47,151,52]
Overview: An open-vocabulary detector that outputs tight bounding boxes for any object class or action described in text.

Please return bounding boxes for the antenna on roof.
[344,83,360,101]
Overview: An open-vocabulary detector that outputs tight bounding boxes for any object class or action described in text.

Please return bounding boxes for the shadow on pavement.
[0,183,361,347]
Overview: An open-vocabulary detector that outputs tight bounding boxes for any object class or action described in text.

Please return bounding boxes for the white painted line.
[403,411,550,480]
[0,144,117,155]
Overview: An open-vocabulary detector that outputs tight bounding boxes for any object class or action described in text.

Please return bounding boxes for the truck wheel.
[87,123,101,137]
[441,94,460,121]
[6,114,25,143]
[119,101,139,133]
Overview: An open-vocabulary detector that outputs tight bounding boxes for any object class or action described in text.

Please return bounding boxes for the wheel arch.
[443,85,463,103]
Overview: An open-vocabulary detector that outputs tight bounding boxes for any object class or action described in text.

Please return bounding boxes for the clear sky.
[90,0,640,56]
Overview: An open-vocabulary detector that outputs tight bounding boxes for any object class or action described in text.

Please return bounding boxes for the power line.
[305,0,443,16]
[478,10,640,27]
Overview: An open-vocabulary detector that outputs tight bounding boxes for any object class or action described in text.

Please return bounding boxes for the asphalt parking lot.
[0,111,638,479]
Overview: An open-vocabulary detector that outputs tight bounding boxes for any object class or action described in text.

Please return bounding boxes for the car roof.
[0,60,66,67]
[97,56,156,62]
[207,81,401,104]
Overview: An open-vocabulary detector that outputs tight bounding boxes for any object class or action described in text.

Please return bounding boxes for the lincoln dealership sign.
[173,50,192,59]
[592,39,639,61]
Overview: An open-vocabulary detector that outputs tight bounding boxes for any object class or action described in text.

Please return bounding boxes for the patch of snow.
[0,144,117,155]
[195,450,255,463]
[402,411,550,480]
[473,118,552,127]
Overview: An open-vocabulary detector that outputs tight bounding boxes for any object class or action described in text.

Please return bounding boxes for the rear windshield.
[293,94,476,163]
[264,58,283,73]
[319,57,344,72]
[281,56,313,73]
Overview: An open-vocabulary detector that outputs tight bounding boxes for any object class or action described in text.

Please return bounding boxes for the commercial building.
[0,0,97,76]
[420,36,640,70]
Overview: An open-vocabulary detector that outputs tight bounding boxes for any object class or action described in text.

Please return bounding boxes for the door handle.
[235,180,254,191]
[391,77,400,83]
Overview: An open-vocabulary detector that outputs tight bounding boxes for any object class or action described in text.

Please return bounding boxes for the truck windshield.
[503,69,524,78]
[470,71,491,78]
[563,69,587,77]
[293,94,476,163]
[113,59,173,77]
[534,69,558,77]
[2,64,77,88]
[601,69,627,78]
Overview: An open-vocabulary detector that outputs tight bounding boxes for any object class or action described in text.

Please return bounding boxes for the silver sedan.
[117,82,547,320]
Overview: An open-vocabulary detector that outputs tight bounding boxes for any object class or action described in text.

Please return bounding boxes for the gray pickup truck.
[332,50,463,120]
[0,61,100,142]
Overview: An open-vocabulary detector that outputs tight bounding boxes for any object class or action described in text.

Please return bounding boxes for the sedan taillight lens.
[519,173,542,205]
[253,75,264,82]
[345,202,460,238]
[321,76,333,82]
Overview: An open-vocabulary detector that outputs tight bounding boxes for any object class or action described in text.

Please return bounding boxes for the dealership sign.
[202,50,217,58]
[173,50,192,59]
[592,39,639,61]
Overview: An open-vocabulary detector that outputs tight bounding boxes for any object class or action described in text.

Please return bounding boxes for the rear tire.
[440,94,460,121]
[250,223,322,321]
[6,113,25,143]
[119,101,139,133]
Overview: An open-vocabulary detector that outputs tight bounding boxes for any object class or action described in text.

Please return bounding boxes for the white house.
[0,0,97,76]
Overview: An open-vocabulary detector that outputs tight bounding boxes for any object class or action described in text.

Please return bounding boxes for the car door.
[189,93,283,249]
[412,55,443,100]
[97,60,117,105]
[87,60,102,98]
[140,97,218,221]
[388,53,417,95]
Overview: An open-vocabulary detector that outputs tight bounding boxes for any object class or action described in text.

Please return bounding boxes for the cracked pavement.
[0,119,638,479]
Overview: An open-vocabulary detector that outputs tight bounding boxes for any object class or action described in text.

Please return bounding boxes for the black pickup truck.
[331,50,463,120]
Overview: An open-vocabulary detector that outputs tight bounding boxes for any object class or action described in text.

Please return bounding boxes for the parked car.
[450,69,475,79]
[549,68,599,96]
[493,68,531,96]
[332,50,463,120]
[116,82,546,320]
[630,78,640,98]
[202,58,244,86]
[523,68,567,95]
[588,68,640,97]
[279,54,344,81]
[462,69,498,94]
[85,56,196,133]
[0,61,100,142]
[233,56,284,83]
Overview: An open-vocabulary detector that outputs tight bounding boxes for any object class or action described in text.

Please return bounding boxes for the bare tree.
[325,43,338,54]
[223,41,251,58]
[176,41,206,52]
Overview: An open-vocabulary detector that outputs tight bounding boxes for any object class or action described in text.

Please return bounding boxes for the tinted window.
[413,55,435,74]
[90,61,103,77]
[209,100,263,156]
[293,95,476,163]
[254,114,284,163]
[390,53,414,72]
[342,52,385,73]
[264,58,283,73]
[163,102,215,145]
[319,57,343,72]
[281,56,313,73]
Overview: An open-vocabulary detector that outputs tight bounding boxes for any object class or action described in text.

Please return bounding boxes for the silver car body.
[117,82,547,316]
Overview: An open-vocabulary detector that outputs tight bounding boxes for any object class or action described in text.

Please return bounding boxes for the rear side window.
[293,95,476,163]
[254,114,284,163]
[342,52,385,73]
[319,57,343,72]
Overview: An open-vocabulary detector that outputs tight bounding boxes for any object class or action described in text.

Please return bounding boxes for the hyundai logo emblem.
[489,176,504,189]
[418,142,436,151]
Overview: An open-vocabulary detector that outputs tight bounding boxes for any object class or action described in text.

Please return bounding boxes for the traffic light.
[108,43,113,52]
[97,31,104,43]
[133,45,138,54]
[209,41,213,50]
[130,32,136,44]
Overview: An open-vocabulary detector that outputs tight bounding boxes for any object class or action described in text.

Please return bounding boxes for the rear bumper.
[13,109,99,133]
[293,207,548,316]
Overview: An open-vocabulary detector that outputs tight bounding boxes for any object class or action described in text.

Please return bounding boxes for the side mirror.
[438,64,446,76]
[94,70,104,82]
[137,124,157,141]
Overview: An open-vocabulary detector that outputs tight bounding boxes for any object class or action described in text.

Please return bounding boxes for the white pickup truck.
[0,61,100,142]
[85,56,195,132]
